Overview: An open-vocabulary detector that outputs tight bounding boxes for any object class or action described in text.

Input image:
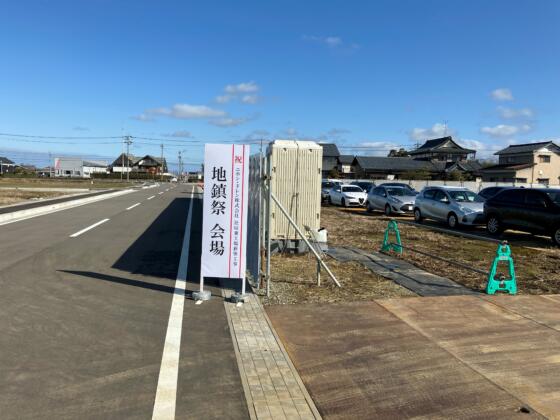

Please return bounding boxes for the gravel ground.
[258,253,415,305]
[321,205,560,294]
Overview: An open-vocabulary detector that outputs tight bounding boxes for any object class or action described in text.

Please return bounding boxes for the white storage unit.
[267,140,322,240]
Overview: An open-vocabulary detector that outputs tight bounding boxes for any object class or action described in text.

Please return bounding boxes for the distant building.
[135,155,167,174]
[352,156,483,180]
[0,156,16,174]
[409,136,476,162]
[111,153,138,173]
[54,157,108,178]
[337,155,355,177]
[481,141,560,185]
[319,143,340,177]
[352,156,435,180]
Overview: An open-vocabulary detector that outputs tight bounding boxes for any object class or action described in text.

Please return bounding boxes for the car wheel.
[366,202,373,213]
[447,213,458,229]
[328,196,332,205]
[552,227,560,246]
[414,208,423,223]
[341,198,346,207]
[487,215,502,235]
[384,205,392,216]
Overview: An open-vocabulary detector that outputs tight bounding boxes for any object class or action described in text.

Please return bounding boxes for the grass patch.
[321,206,560,294]
[0,190,66,206]
[261,253,416,305]
[0,177,142,190]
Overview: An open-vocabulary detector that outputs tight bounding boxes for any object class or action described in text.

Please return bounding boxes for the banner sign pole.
[194,144,250,303]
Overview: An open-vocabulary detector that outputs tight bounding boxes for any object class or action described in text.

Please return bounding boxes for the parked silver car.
[367,185,416,216]
[414,186,485,228]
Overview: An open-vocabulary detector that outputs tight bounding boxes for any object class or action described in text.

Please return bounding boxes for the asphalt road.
[0,183,249,419]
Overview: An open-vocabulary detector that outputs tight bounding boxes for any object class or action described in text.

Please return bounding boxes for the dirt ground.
[0,189,66,206]
[0,177,139,190]
[321,205,560,294]
[259,253,415,305]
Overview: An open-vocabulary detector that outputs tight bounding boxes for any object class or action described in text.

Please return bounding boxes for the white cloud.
[491,88,514,101]
[302,35,358,50]
[163,130,192,138]
[459,139,504,159]
[409,123,454,141]
[224,81,259,94]
[356,141,402,156]
[131,113,155,122]
[209,117,250,127]
[148,104,226,119]
[217,82,261,104]
[497,106,533,119]
[480,124,531,138]
[241,94,259,104]
[215,94,234,104]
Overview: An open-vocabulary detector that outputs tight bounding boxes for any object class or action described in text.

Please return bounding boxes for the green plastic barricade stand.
[486,241,517,295]
[381,219,402,255]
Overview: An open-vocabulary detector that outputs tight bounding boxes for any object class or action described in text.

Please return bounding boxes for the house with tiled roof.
[481,141,560,185]
[319,143,340,177]
[409,136,476,162]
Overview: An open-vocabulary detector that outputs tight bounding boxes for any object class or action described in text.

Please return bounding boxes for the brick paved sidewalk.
[222,288,321,420]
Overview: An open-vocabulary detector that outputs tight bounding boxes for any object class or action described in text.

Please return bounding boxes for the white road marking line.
[158,192,164,195]
[69,218,110,238]
[126,203,141,211]
[147,195,156,200]
[152,187,195,419]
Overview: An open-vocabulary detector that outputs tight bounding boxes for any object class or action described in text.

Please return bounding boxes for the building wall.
[54,158,85,178]
[533,150,560,184]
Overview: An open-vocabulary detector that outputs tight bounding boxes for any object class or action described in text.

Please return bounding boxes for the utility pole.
[48,151,52,178]
[120,136,124,181]
[124,135,133,182]
[178,151,183,182]
[160,143,164,182]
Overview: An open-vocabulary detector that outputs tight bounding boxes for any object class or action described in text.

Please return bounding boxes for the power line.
[0,132,121,139]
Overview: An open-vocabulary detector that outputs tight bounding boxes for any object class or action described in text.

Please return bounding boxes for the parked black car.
[381,182,418,195]
[484,188,560,245]
[351,181,376,193]
[478,186,510,200]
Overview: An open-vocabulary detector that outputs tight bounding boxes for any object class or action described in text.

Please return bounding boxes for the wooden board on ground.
[379,295,560,418]
[267,301,542,419]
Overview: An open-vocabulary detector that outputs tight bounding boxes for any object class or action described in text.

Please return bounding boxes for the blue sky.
[1,0,559,170]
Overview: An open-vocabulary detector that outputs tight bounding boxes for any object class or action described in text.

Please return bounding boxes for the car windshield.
[546,191,560,205]
[448,190,481,203]
[342,186,363,193]
[386,187,406,196]
[322,182,334,188]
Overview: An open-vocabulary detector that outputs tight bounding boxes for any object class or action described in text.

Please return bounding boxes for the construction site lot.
[0,177,140,190]
[259,254,416,305]
[0,189,67,206]
[321,205,560,295]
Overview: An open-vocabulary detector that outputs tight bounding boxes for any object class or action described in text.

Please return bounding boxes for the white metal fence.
[330,179,559,192]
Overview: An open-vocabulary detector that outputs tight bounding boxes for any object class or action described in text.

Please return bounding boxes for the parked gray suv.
[414,186,485,228]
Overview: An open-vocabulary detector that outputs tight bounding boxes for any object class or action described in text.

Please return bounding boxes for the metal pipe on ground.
[269,189,341,288]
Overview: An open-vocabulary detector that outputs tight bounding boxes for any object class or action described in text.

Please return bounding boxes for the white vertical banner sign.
[200,144,250,292]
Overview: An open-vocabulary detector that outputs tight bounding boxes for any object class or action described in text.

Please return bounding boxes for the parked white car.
[329,184,367,207]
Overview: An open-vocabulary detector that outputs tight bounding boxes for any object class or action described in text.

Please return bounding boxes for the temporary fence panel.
[246,153,262,283]
[268,140,322,240]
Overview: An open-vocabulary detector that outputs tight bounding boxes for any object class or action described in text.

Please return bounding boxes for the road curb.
[0,189,134,226]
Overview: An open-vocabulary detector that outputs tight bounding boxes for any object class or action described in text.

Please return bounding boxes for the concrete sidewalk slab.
[380,295,560,418]
[267,301,539,419]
